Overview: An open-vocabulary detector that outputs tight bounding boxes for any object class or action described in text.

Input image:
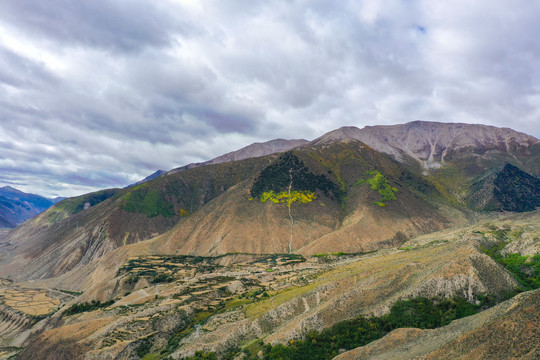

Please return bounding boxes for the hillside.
[335,289,539,360]
[0,186,55,228]
[2,211,538,359]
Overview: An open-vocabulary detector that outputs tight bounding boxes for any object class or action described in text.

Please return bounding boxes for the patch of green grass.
[142,352,163,360]
[121,187,175,218]
[314,252,348,258]
[53,189,119,215]
[360,170,398,206]
[481,232,539,291]
[223,297,254,311]
[354,178,365,186]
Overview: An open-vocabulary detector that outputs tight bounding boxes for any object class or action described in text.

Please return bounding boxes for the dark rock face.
[493,163,540,212]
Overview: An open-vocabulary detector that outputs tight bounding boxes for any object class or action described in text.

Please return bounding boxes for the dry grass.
[0,288,60,316]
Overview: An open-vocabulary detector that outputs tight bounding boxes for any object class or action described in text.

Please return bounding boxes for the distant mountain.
[173,138,309,172]
[51,196,67,204]
[129,170,167,187]
[131,139,308,187]
[0,186,55,227]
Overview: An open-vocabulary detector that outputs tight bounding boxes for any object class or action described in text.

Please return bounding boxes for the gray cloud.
[0,0,538,197]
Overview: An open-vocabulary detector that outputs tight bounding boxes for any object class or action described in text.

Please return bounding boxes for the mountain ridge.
[172,138,309,172]
[0,186,56,227]
[312,121,539,172]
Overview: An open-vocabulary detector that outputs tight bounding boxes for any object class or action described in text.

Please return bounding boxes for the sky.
[0,0,539,198]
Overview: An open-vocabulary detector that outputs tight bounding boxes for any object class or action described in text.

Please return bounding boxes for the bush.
[64,299,114,316]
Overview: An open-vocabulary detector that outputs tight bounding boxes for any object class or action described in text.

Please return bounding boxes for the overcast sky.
[0,0,539,197]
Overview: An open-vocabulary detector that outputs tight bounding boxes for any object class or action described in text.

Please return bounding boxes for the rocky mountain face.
[0,186,55,228]
[0,122,539,359]
[312,121,540,173]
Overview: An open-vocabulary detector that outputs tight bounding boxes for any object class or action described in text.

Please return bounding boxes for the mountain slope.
[467,163,540,212]
[7,211,537,360]
[125,141,452,258]
[0,158,269,280]
[0,186,54,227]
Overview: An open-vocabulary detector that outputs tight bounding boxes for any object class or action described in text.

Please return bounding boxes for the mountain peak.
[172,138,309,172]
[0,185,24,194]
[312,121,539,170]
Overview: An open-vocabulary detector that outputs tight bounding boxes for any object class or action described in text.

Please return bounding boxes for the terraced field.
[0,288,60,316]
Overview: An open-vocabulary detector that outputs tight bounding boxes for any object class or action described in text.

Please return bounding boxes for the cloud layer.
[0,0,539,197]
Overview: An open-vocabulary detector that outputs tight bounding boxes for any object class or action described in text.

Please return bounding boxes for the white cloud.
[0,0,538,197]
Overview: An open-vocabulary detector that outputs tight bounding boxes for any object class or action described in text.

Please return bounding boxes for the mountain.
[173,138,309,171]
[0,121,539,359]
[1,122,539,282]
[129,169,167,187]
[0,186,55,228]
[312,121,540,173]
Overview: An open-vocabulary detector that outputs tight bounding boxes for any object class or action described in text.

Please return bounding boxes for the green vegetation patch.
[64,299,114,316]
[260,297,487,360]
[121,187,175,218]
[483,247,540,291]
[358,170,398,206]
[251,152,344,203]
[53,189,119,215]
[479,226,539,291]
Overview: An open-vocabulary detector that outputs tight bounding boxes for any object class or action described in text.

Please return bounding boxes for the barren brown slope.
[334,289,539,360]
